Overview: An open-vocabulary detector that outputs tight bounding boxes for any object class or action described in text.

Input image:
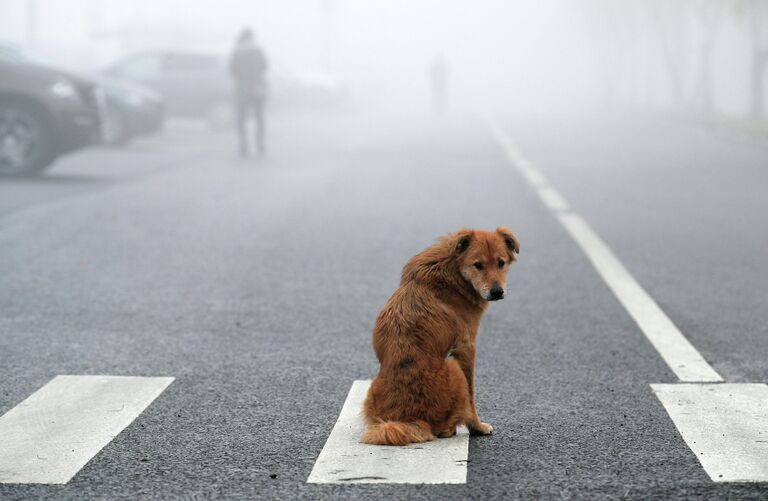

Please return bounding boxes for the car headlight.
[49,79,79,100]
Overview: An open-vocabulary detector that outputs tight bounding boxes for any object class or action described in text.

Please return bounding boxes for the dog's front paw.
[469,422,493,436]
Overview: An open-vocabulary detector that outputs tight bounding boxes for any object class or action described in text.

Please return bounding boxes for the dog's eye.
[473,262,483,271]
[498,259,505,269]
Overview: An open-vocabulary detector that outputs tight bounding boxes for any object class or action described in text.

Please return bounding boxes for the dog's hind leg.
[436,427,457,438]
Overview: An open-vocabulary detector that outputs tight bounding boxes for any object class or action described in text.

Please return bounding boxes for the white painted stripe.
[485,120,520,162]
[523,169,548,188]
[488,120,768,482]
[537,186,570,212]
[515,158,537,175]
[307,380,469,484]
[488,122,722,383]
[651,383,768,482]
[0,375,174,484]
[486,120,549,187]
[557,213,722,382]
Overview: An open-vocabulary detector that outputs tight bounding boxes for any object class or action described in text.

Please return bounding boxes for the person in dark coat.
[229,28,268,157]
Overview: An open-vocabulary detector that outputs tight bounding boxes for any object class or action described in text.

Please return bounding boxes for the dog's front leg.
[451,341,493,435]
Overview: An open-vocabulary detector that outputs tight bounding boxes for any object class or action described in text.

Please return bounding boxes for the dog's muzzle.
[488,286,504,301]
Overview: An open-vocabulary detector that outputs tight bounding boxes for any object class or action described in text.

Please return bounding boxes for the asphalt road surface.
[1,109,767,500]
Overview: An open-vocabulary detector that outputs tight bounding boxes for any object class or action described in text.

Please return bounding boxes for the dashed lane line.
[487,120,722,383]
[538,186,570,212]
[488,120,768,483]
[557,213,722,382]
[0,375,174,484]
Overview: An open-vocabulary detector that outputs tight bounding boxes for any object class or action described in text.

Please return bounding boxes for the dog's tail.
[361,420,434,446]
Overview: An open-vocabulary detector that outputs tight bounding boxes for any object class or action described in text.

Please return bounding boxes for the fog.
[2,3,768,494]
[1,0,763,118]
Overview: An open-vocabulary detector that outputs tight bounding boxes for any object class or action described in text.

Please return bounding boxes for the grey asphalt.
[0,109,766,500]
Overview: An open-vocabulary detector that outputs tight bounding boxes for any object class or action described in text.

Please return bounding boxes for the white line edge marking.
[524,170,548,188]
[307,380,469,484]
[538,187,570,212]
[0,375,175,484]
[487,120,722,383]
[557,213,722,382]
[487,118,768,484]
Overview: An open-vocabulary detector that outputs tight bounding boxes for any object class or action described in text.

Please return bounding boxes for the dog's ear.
[497,227,520,255]
[454,229,473,255]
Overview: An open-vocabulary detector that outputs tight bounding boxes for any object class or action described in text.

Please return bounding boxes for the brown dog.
[361,227,520,446]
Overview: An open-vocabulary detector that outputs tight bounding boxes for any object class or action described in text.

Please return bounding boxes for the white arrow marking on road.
[307,380,469,484]
[0,375,174,484]
[488,121,768,483]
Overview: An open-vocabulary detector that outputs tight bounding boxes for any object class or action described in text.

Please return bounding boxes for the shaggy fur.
[361,227,520,446]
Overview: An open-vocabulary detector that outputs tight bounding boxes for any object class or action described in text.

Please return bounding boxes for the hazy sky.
[0,0,761,115]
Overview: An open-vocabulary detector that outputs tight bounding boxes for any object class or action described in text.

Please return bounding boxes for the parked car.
[0,43,165,148]
[96,75,164,145]
[0,52,102,175]
[103,50,348,127]
[103,51,231,127]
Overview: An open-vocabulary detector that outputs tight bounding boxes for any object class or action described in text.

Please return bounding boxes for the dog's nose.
[489,286,504,300]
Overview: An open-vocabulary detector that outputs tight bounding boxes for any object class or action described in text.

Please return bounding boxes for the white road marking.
[0,375,174,484]
[557,213,722,382]
[307,380,469,484]
[524,169,548,188]
[487,120,548,188]
[651,383,768,482]
[488,121,768,483]
[488,122,722,383]
[538,187,570,212]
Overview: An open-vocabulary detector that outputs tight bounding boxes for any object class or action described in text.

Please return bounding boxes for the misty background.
[2,0,767,118]
[4,2,768,498]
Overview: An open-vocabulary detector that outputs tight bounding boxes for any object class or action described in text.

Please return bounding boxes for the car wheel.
[0,102,55,176]
[101,103,129,146]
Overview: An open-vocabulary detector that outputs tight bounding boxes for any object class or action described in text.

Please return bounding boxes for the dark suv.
[0,58,102,175]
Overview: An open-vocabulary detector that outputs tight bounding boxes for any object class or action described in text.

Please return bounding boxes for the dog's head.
[454,227,520,301]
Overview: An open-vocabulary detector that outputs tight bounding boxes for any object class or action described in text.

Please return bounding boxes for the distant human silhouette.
[429,55,449,113]
[229,28,268,158]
